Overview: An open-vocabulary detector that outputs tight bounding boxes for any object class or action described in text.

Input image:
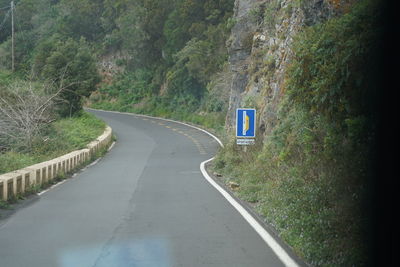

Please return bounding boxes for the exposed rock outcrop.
[225,0,338,138]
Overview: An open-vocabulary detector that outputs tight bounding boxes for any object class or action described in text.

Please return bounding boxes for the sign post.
[236,108,256,146]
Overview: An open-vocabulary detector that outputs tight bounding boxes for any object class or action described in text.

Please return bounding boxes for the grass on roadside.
[211,114,370,266]
[0,111,105,175]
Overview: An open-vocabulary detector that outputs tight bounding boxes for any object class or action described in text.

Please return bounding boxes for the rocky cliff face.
[225,0,338,137]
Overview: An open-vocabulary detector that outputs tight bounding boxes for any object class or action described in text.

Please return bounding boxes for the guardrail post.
[0,179,6,201]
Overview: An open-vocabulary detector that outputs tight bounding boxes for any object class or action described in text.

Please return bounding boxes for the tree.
[57,0,105,42]
[0,30,37,71]
[106,0,173,69]
[163,0,204,63]
[34,35,100,116]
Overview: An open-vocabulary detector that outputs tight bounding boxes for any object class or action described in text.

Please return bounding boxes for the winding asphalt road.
[0,110,290,267]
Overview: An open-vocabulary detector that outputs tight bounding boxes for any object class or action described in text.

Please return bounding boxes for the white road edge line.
[200,158,298,267]
[86,108,299,267]
[37,180,67,196]
[107,141,116,151]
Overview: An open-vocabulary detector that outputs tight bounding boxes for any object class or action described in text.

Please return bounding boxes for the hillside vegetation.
[87,0,235,131]
[0,0,385,265]
[213,1,383,265]
[0,0,104,174]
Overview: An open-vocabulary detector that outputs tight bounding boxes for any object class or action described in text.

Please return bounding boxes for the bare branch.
[0,81,57,151]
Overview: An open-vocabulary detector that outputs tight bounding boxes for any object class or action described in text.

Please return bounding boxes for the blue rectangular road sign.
[236,108,256,138]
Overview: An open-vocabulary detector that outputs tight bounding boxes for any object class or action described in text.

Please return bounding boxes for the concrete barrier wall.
[0,126,112,201]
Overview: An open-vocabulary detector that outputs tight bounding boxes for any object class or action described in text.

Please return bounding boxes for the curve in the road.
[98,109,301,267]
[0,109,302,267]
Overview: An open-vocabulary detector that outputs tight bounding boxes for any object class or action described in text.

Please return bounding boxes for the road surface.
[0,110,289,267]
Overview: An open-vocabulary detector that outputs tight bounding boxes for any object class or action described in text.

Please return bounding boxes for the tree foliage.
[90,0,234,112]
[34,35,100,116]
[1,0,234,115]
[57,0,105,41]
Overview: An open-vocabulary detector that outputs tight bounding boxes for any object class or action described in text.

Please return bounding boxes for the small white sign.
[236,139,255,146]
